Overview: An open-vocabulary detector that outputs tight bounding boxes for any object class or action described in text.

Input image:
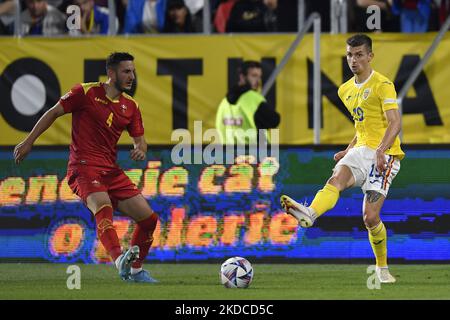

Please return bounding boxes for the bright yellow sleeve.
[377,81,398,112]
[337,85,344,102]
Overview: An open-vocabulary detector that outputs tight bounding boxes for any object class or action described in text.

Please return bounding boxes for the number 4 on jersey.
[106,112,113,127]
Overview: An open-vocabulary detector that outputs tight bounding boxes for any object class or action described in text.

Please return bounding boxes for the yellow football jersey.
[338,70,405,160]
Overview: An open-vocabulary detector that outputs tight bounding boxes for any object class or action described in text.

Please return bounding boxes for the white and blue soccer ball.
[220,257,253,289]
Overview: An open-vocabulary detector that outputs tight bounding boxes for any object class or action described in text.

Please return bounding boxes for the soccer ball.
[220,257,253,288]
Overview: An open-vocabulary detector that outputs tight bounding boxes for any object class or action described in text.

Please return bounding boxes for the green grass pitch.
[0,263,449,300]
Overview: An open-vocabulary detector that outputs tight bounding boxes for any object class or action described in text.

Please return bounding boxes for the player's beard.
[114,79,126,93]
[114,82,125,92]
[113,70,132,93]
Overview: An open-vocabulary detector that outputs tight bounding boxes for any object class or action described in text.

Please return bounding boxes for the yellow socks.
[367,221,388,267]
[309,182,388,267]
[309,183,340,217]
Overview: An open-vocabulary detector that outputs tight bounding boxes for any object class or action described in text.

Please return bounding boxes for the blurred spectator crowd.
[0,0,448,36]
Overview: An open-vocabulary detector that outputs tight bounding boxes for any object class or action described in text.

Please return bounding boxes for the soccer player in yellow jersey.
[281,34,405,283]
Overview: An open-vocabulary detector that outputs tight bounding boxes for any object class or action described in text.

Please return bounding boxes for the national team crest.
[363,88,371,100]
[120,105,127,113]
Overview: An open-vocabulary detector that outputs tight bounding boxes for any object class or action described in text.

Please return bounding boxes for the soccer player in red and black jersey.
[14,52,158,283]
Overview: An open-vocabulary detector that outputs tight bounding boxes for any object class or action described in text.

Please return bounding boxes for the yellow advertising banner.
[0,33,449,145]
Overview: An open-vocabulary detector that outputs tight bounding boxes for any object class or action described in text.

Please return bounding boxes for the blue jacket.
[392,0,431,19]
[124,0,167,33]
[94,5,110,34]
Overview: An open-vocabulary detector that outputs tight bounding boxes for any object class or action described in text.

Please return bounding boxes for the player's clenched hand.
[130,148,146,161]
[375,149,387,174]
[14,140,32,164]
[333,150,347,162]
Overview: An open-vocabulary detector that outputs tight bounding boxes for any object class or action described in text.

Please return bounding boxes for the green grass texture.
[0,263,449,300]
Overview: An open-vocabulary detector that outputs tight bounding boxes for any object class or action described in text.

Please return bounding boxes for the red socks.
[95,205,122,262]
[131,214,158,268]
[95,206,158,268]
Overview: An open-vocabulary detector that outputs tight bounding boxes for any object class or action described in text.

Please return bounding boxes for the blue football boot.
[128,269,158,283]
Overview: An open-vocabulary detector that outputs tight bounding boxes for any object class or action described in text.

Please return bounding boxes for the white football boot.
[376,267,396,283]
[280,195,317,228]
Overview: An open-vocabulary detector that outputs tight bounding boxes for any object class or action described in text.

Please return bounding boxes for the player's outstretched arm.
[130,135,147,161]
[375,108,401,172]
[14,103,66,164]
[334,134,357,162]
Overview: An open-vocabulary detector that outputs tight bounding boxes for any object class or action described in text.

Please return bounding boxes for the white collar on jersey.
[354,70,375,88]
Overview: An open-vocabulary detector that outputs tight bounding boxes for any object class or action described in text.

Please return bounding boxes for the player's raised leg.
[86,192,139,280]
[281,165,354,227]
[118,194,159,283]
[363,191,395,283]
